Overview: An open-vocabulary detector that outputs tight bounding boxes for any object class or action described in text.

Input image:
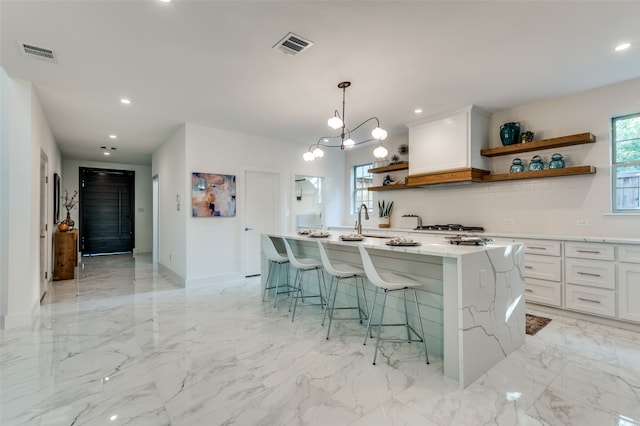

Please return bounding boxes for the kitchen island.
[262,232,525,388]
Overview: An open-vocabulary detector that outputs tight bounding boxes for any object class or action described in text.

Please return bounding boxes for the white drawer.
[565,241,614,261]
[525,278,562,307]
[565,284,616,318]
[565,258,615,289]
[618,245,640,264]
[523,239,561,257]
[525,254,562,282]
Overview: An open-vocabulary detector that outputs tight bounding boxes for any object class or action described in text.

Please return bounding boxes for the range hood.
[406,105,490,186]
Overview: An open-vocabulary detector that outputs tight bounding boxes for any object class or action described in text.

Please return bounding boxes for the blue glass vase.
[529,155,544,171]
[510,158,525,173]
[549,153,565,169]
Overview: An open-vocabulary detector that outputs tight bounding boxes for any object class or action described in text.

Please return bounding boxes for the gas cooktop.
[414,224,485,232]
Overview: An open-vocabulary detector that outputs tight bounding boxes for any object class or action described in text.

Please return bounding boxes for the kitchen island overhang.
[262,233,525,388]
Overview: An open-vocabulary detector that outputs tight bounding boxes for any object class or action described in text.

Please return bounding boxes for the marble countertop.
[276,231,518,259]
[327,226,640,245]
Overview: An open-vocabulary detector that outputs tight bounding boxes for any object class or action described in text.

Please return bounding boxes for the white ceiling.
[2,1,639,166]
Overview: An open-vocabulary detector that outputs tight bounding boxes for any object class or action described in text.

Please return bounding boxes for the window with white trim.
[612,113,640,212]
[351,163,373,214]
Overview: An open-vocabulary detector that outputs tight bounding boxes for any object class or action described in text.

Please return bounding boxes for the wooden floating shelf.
[368,184,411,191]
[407,168,490,186]
[368,163,409,173]
[480,133,596,157]
[482,165,596,182]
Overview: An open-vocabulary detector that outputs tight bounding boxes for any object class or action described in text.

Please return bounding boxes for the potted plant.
[378,200,393,228]
[59,189,78,231]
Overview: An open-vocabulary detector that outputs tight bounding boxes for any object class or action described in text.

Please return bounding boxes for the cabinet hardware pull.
[577,271,602,277]
[577,297,601,304]
[525,266,533,269]
[576,250,601,254]
[525,289,533,293]
[528,246,547,250]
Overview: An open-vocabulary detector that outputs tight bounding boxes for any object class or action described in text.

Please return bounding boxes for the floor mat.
[526,313,552,336]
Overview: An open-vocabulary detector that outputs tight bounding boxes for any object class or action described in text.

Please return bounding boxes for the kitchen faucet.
[356,203,369,235]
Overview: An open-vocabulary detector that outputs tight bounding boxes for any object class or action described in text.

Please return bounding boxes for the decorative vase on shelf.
[499,122,521,146]
[510,158,525,173]
[528,155,544,171]
[549,153,565,169]
[58,221,69,232]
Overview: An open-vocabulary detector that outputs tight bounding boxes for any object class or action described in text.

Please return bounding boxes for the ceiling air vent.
[18,42,56,63]
[272,32,314,56]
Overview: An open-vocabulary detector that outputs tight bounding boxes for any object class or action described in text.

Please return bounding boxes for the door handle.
[245,227,253,231]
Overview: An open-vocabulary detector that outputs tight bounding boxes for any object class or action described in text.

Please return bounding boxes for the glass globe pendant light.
[302,81,387,160]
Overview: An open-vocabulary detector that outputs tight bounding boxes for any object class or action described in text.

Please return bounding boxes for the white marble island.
[263,232,525,388]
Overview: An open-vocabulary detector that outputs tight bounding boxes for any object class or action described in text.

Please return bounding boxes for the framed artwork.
[191,172,236,217]
[53,173,61,223]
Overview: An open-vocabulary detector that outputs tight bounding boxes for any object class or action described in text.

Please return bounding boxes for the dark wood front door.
[80,167,135,255]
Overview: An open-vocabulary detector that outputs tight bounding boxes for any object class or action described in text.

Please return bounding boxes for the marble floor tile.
[1,253,639,425]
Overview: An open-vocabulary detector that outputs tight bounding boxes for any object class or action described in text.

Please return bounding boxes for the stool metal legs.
[262,260,290,307]
[289,267,326,322]
[364,287,429,365]
[322,275,369,340]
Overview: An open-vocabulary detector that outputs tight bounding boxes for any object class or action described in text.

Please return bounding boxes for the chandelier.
[303,81,388,161]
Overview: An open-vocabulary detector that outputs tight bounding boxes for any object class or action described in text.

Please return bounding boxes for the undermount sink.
[361,234,397,239]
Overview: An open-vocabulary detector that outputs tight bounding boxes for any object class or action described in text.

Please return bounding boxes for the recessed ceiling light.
[103,152,111,156]
[120,98,131,105]
[159,0,171,2]
[414,108,423,114]
[109,134,117,139]
[615,43,631,51]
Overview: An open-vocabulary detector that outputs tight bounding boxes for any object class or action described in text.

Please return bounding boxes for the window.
[351,163,373,214]
[612,113,640,212]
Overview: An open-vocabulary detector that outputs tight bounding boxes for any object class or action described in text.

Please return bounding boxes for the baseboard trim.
[185,272,244,288]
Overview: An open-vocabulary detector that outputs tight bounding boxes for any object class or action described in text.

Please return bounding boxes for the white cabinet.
[407,105,490,176]
[565,242,614,261]
[618,245,640,323]
[522,239,562,307]
[565,258,615,289]
[564,241,616,318]
[566,284,616,317]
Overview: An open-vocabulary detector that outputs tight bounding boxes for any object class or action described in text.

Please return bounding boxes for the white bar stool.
[282,238,327,322]
[358,245,429,365]
[317,241,369,340]
[261,234,290,307]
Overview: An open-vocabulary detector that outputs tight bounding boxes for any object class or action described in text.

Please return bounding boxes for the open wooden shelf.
[482,165,596,182]
[480,133,596,157]
[368,183,411,191]
[368,162,409,173]
[407,168,490,186]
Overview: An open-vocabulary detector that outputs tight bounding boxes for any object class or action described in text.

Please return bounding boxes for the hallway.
[1,254,639,425]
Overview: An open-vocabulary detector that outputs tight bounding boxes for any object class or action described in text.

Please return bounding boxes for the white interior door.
[152,175,159,265]
[243,169,280,277]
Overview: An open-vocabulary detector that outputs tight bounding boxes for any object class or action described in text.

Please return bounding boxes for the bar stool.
[282,238,327,322]
[261,234,290,307]
[317,241,369,340]
[358,245,429,365]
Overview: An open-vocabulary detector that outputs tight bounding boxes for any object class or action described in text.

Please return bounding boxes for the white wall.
[344,77,640,239]
[152,125,187,281]
[61,159,153,254]
[0,68,61,329]
[153,123,345,286]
